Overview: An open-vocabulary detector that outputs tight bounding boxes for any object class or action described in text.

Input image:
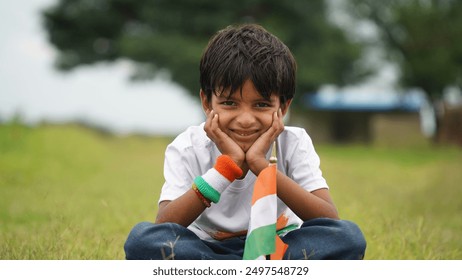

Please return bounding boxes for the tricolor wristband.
[194,155,243,203]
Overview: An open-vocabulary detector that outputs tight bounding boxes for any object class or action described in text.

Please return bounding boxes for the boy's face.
[200,80,290,152]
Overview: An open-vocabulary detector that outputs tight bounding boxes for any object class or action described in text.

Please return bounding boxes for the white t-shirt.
[159,123,329,241]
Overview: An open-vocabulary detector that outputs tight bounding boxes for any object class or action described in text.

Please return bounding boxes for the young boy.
[124,24,366,260]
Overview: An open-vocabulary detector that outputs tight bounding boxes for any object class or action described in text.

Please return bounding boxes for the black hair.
[199,24,296,104]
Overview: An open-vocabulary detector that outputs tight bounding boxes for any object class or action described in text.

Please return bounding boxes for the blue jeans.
[124,218,366,260]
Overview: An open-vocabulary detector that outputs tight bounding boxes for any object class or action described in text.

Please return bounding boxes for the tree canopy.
[347,0,462,101]
[42,0,368,101]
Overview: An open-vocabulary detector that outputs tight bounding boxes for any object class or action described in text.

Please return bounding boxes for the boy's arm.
[276,173,339,220]
[156,155,243,226]
[155,191,208,226]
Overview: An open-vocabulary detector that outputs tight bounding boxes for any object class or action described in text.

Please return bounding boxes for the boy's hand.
[246,108,284,175]
[204,110,246,170]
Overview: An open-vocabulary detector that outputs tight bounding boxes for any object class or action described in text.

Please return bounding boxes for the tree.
[346,0,462,141]
[42,0,368,102]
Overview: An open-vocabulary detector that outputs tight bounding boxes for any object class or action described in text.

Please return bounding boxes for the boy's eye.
[255,102,271,108]
[221,101,236,106]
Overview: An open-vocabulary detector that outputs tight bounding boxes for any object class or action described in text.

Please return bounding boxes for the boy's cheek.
[217,122,228,133]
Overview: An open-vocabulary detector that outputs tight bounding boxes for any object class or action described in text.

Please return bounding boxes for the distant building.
[291,89,431,145]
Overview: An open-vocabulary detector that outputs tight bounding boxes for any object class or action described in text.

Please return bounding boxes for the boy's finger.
[210,113,229,140]
[205,110,220,140]
[210,113,220,132]
[272,111,283,132]
[204,110,214,127]
[267,110,284,140]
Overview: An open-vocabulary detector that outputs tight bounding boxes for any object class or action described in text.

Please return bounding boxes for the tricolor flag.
[243,142,288,260]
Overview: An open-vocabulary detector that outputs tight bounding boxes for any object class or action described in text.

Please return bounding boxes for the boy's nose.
[235,110,256,128]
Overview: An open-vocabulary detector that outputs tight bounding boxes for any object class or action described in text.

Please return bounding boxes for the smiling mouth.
[231,130,258,137]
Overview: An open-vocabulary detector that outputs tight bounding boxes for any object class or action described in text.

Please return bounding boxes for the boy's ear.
[200,89,212,113]
[280,98,293,116]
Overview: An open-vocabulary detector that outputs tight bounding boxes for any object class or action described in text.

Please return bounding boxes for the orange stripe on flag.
[276,214,289,230]
[270,235,288,260]
[251,164,277,205]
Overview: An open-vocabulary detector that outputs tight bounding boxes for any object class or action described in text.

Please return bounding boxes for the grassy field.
[1,122,461,259]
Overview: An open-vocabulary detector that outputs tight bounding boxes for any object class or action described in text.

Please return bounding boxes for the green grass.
[317,145,462,259]
[1,122,461,259]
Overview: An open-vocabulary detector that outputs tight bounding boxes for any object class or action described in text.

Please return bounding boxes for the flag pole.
[269,139,277,166]
[266,139,277,260]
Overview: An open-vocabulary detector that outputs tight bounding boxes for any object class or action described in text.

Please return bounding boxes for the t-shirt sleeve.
[286,129,329,192]
[158,141,195,204]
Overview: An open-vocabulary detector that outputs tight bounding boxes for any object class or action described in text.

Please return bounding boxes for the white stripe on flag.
[246,193,277,235]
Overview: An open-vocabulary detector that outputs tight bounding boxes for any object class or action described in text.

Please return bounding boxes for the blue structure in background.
[297,90,430,143]
[303,90,426,112]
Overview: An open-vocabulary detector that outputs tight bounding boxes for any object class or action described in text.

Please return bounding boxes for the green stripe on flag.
[243,223,277,260]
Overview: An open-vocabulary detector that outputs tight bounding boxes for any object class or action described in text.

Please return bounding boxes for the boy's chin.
[240,145,250,153]
[236,141,254,153]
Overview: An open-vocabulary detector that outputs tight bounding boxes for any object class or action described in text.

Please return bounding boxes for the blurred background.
[1,0,461,260]
[0,0,205,136]
[1,0,462,144]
